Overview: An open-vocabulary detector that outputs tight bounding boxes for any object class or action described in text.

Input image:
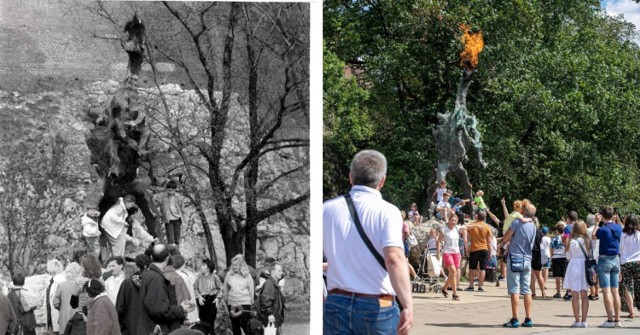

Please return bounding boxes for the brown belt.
[328,288,394,301]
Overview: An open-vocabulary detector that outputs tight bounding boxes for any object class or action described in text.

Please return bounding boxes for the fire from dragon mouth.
[459,24,484,70]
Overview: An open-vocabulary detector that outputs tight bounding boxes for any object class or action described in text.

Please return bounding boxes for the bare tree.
[83,1,309,267]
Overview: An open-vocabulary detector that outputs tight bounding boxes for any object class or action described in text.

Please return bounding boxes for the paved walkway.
[412,277,640,334]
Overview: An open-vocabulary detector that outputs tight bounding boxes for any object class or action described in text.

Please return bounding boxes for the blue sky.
[602,0,640,30]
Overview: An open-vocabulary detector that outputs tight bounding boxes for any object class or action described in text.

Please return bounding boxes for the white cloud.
[603,0,640,30]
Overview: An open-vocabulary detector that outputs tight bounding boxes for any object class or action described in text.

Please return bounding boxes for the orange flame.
[459,24,484,69]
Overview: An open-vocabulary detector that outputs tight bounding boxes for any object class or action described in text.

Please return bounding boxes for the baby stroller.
[413,248,443,293]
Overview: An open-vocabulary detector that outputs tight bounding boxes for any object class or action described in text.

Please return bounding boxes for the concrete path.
[411,277,640,334]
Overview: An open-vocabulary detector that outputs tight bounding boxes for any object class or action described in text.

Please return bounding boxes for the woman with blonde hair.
[564,220,591,327]
[53,262,82,333]
[224,254,255,335]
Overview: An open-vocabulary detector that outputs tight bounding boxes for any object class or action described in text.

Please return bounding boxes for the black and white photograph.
[0,1,310,334]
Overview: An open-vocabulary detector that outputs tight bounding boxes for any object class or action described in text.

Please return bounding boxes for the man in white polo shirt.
[323,150,413,335]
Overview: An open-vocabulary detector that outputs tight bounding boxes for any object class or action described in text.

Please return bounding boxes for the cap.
[541,226,549,234]
[454,197,463,204]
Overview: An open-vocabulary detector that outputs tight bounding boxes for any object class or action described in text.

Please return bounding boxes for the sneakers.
[615,321,623,328]
[599,320,616,328]
[521,318,533,327]
[503,318,520,328]
[581,322,588,328]
[553,293,562,298]
[465,287,475,291]
[588,294,597,301]
[498,275,505,281]
[570,321,582,328]
[477,287,485,292]
[563,293,573,301]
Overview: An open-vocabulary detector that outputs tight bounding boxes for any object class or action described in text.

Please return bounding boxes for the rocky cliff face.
[0,81,309,303]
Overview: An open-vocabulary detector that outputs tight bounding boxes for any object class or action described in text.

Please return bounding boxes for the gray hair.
[524,203,537,217]
[350,150,387,188]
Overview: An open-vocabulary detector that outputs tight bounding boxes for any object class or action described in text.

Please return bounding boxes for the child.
[564,220,591,328]
[433,180,448,203]
[474,190,487,210]
[81,209,101,259]
[125,217,158,257]
[540,226,552,285]
[407,203,422,226]
[550,221,569,299]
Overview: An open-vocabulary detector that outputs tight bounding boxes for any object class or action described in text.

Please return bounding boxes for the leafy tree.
[324,0,640,224]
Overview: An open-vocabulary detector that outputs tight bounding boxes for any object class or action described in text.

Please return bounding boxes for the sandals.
[452,294,460,300]
[627,314,635,319]
[442,289,448,298]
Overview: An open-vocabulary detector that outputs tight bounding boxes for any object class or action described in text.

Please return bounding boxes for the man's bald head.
[151,244,170,263]
[524,204,537,218]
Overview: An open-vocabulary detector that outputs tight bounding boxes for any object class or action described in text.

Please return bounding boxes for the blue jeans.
[507,257,532,295]
[324,294,399,335]
[598,255,620,289]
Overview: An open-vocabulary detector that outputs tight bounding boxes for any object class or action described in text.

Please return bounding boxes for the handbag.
[509,253,525,273]
[577,239,598,287]
[264,322,277,335]
[507,219,530,273]
[344,193,403,310]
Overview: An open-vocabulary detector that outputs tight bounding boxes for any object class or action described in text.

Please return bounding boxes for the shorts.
[468,250,488,270]
[532,250,542,271]
[443,253,461,268]
[507,257,532,295]
[598,255,620,289]
[552,258,567,278]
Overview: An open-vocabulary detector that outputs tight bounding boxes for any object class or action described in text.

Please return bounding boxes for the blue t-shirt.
[595,222,622,256]
[563,224,573,237]
[509,218,537,259]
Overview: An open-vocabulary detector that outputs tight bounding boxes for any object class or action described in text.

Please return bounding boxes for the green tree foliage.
[324,0,640,224]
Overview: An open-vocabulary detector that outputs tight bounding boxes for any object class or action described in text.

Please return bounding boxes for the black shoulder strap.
[344,193,387,271]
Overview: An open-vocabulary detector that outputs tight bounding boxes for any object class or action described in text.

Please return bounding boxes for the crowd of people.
[404,191,640,329]
[0,248,286,335]
[0,181,287,335]
[324,149,640,334]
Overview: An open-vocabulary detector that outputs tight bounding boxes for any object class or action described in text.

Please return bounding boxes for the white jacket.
[100,198,128,238]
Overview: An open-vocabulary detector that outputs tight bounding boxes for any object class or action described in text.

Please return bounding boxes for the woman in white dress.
[564,220,591,328]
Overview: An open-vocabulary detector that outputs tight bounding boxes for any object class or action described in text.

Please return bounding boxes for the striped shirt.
[194,272,222,297]
[72,276,104,312]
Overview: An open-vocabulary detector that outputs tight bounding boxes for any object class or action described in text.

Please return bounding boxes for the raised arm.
[501,198,509,220]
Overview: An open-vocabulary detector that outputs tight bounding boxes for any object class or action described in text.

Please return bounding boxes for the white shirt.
[620,231,640,264]
[442,225,460,254]
[435,188,447,202]
[323,185,403,295]
[586,226,600,259]
[490,236,497,257]
[436,200,451,210]
[104,272,125,305]
[100,198,128,238]
[540,236,551,259]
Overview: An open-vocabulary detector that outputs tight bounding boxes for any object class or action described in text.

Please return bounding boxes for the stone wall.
[0,80,309,303]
